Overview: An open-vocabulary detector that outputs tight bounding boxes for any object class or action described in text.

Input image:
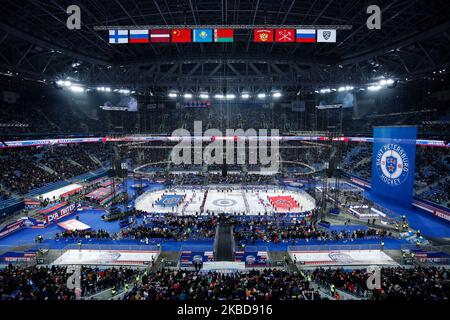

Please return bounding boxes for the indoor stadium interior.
[0,0,449,311]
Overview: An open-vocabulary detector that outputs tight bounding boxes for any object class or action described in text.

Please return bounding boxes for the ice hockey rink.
[134,186,316,215]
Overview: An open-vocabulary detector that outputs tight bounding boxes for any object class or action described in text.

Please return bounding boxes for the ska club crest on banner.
[375,144,410,186]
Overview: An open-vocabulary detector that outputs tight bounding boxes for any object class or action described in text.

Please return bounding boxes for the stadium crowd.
[0,264,141,300]
[340,144,450,207]
[123,268,319,301]
[234,219,387,243]
[313,266,450,300]
[55,229,112,240]
[122,215,218,241]
[0,145,111,195]
[1,263,448,301]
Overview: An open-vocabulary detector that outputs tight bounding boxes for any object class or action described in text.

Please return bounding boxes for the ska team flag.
[109,30,128,44]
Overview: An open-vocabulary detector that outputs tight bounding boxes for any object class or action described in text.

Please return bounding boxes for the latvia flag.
[275,29,295,42]
[171,29,191,43]
[150,29,170,43]
[254,29,273,42]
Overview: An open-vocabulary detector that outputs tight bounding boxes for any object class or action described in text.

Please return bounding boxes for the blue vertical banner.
[371,126,417,207]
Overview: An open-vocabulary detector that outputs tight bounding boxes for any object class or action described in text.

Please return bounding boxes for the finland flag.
[109,30,128,44]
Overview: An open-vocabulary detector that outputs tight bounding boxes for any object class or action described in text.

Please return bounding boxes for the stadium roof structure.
[0,0,449,94]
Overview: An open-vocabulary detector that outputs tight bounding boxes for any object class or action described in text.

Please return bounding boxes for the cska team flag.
[171,29,191,42]
[253,29,273,42]
[275,29,295,42]
[150,29,170,43]
[214,29,234,42]
[129,30,149,43]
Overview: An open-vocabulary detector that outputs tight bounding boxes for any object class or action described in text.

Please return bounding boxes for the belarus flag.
[150,29,170,43]
[172,29,191,42]
[129,30,149,43]
[275,29,295,42]
[214,29,234,42]
[296,29,316,43]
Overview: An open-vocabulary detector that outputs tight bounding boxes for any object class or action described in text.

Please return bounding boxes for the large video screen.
[318,91,356,108]
[101,96,138,112]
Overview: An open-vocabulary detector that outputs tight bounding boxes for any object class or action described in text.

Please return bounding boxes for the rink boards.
[290,250,397,266]
[52,249,159,266]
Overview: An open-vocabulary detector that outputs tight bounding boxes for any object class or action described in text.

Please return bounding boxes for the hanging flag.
[171,29,191,43]
[150,29,170,43]
[317,29,337,42]
[275,29,295,42]
[129,30,149,43]
[214,29,234,42]
[254,29,273,42]
[193,29,213,42]
[296,29,316,43]
[109,30,128,44]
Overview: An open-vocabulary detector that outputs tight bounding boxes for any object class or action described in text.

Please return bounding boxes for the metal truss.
[0,0,449,93]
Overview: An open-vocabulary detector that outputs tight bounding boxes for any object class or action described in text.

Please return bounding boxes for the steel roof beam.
[0,22,110,66]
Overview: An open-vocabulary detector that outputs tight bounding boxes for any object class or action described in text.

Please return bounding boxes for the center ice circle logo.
[162,198,179,206]
[328,252,353,263]
[275,199,289,206]
[213,199,237,207]
[376,144,409,186]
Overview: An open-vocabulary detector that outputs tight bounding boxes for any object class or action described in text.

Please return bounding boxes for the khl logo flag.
[371,126,417,207]
[317,29,337,42]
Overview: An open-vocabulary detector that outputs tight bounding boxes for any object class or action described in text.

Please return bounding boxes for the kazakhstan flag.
[193,29,213,42]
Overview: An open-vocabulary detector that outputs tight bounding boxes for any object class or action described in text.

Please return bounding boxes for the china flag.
[254,29,274,42]
[275,29,295,42]
[171,29,191,43]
